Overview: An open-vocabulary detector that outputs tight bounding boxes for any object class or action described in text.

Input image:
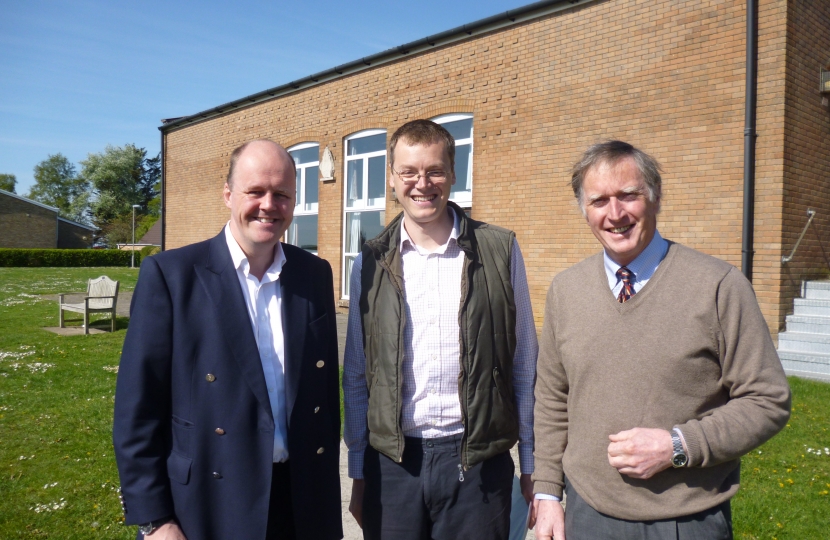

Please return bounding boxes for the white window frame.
[287,142,319,254]
[432,113,473,207]
[342,129,387,299]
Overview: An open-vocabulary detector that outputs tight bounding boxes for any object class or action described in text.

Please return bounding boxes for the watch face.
[672,453,688,467]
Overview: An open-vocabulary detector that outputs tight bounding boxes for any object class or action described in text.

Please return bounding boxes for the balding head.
[227,139,296,189]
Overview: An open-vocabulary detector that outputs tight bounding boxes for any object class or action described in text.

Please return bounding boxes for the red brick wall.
[777,0,830,330]
[162,0,810,336]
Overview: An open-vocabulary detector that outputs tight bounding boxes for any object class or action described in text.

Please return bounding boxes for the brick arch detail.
[281,132,325,151]
[410,99,478,121]
[337,116,395,143]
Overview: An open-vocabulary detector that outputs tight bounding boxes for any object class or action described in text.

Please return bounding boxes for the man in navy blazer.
[113,140,343,540]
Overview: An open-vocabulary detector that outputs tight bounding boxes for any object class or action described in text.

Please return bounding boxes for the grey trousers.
[564,482,733,540]
[362,435,513,540]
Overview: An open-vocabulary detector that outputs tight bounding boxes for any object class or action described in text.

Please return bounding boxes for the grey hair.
[571,140,662,213]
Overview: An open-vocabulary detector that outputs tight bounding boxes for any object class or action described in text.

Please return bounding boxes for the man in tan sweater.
[531,141,791,540]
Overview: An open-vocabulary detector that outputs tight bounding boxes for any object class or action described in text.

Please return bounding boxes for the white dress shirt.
[224,224,289,463]
[344,210,538,478]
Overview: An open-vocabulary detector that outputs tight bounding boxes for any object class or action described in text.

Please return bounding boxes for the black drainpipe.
[741,0,758,281]
[159,128,165,252]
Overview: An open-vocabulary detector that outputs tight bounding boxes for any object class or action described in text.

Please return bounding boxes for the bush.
[139,245,161,258]
[0,248,140,267]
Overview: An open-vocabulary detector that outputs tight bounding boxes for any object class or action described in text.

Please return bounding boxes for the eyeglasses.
[391,167,449,183]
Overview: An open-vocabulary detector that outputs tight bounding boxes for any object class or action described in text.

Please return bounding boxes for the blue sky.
[0,0,532,195]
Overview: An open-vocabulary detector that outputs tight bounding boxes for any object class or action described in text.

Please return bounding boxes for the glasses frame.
[390,166,451,183]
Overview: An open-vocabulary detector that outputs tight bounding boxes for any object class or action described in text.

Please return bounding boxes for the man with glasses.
[343,119,538,540]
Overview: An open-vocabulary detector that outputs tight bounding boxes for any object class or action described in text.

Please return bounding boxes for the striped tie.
[617,266,635,303]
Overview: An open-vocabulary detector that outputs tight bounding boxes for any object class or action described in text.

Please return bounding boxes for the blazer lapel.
[279,252,307,427]
[195,233,273,424]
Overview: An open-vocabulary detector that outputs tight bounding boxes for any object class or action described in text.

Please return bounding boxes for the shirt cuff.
[534,493,561,502]
[347,450,365,479]
[518,443,534,475]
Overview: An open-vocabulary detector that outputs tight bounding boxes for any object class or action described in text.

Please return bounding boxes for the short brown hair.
[226,139,296,188]
[388,119,456,172]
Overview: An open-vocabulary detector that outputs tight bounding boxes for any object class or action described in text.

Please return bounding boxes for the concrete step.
[777,331,830,354]
[777,351,830,383]
[784,315,830,335]
[803,280,830,300]
[793,298,830,317]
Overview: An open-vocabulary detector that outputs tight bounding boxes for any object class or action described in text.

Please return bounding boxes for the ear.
[223,183,232,209]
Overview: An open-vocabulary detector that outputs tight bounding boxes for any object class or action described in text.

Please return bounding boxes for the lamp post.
[131,204,141,268]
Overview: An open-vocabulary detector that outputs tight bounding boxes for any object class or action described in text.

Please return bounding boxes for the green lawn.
[1,267,829,538]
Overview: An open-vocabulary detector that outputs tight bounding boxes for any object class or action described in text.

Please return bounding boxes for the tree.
[80,144,160,244]
[28,154,90,222]
[0,173,16,193]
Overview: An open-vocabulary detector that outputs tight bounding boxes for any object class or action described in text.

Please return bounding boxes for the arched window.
[342,129,387,298]
[287,142,319,254]
[432,113,473,208]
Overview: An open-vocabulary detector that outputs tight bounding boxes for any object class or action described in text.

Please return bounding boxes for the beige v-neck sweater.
[533,241,791,520]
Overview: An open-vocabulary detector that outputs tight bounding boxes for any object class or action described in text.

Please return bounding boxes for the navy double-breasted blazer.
[113,232,342,540]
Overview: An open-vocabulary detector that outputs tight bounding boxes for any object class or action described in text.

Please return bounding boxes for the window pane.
[345,211,385,254]
[347,133,386,155]
[442,118,473,141]
[304,166,319,210]
[295,167,302,207]
[367,156,386,206]
[288,214,318,253]
[451,144,472,195]
[346,160,363,207]
[289,146,319,165]
[344,255,355,297]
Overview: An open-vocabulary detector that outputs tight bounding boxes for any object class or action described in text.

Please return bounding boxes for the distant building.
[0,189,95,249]
[117,219,161,251]
[158,0,830,339]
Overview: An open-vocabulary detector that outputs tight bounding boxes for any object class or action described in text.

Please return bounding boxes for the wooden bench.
[58,276,120,334]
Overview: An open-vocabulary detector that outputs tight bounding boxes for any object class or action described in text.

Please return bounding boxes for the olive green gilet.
[359,201,518,470]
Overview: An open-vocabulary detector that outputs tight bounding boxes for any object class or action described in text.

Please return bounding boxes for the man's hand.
[145,521,187,539]
[607,427,673,479]
[531,498,565,540]
[520,473,534,504]
[349,479,365,529]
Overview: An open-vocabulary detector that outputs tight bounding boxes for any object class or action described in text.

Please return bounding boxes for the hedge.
[0,249,141,268]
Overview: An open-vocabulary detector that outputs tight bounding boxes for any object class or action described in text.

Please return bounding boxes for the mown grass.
[1,267,829,538]
[732,376,830,538]
[0,268,139,539]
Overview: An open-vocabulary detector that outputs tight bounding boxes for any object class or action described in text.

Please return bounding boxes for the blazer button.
[317,447,325,454]
[313,406,320,414]
[316,360,325,368]
[212,472,222,479]
[205,373,216,382]
[215,428,225,435]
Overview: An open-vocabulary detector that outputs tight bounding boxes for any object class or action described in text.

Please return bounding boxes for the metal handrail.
[781,209,816,264]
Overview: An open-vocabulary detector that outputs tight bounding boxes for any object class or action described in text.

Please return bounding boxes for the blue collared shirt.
[603,230,669,298]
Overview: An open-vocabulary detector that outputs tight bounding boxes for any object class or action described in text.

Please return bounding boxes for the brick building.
[0,189,95,249]
[159,0,830,339]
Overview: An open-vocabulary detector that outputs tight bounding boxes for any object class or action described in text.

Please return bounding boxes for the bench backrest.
[86,276,120,309]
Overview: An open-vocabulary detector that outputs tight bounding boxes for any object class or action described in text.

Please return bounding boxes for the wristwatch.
[138,518,172,536]
[670,429,688,468]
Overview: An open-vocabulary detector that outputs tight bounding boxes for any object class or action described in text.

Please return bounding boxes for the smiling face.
[223,140,296,263]
[582,156,659,266]
[389,140,456,230]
